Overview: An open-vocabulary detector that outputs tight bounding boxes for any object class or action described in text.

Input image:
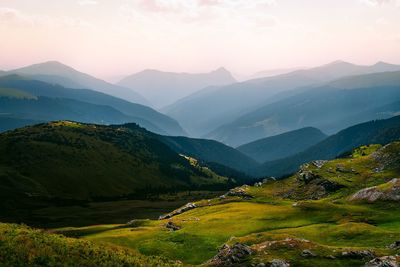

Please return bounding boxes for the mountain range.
[118,67,236,108]
[164,61,400,138]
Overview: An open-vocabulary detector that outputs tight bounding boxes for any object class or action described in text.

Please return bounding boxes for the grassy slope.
[59,142,400,266]
[0,121,231,214]
[0,223,181,267]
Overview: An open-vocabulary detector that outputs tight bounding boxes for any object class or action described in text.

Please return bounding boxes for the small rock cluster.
[301,249,316,257]
[269,259,290,267]
[364,256,399,267]
[208,243,252,266]
[388,240,400,249]
[220,186,253,199]
[158,202,197,220]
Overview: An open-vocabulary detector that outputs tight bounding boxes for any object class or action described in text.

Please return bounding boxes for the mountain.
[253,115,400,177]
[237,127,327,163]
[118,67,236,108]
[164,61,400,137]
[0,117,43,132]
[159,136,259,175]
[329,70,400,89]
[0,75,185,135]
[206,79,400,146]
[0,121,237,215]
[242,66,306,81]
[6,61,149,105]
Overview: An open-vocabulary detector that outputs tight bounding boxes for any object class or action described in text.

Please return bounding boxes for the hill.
[0,223,179,267]
[237,127,327,163]
[6,61,149,105]
[164,61,400,137]
[0,121,238,219]
[207,84,400,146]
[118,67,236,108]
[60,142,400,266]
[253,115,400,177]
[0,75,186,136]
[160,136,259,175]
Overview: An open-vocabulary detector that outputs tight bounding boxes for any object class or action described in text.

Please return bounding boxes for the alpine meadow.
[1,1,400,266]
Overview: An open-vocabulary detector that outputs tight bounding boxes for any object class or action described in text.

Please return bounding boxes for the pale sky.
[1,0,400,79]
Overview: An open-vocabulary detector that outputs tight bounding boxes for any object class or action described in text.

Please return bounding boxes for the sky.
[0,0,400,79]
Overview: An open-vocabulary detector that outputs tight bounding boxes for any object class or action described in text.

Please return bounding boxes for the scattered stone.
[349,179,400,203]
[301,249,316,257]
[388,241,400,249]
[312,160,328,169]
[208,243,252,266]
[159,202,197,220]
[165,221,180,231]
[326,255,336,259]
[256,263,266,267]
[269,259,290,267]
[342,250,374,259]
[336,164,346,172]
[254,182,263,187]
[365,256,399,267]
[223,187,253,199]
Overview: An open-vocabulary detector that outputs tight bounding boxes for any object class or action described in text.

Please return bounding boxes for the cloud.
[78,0,98,6]
[0,7,33,26]
[359,0,394,6]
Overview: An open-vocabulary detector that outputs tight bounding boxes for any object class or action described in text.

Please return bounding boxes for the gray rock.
[312,160,328,169]
[301,249,316,257]
[365,256,399,267]
[257,263,266,267]
[165,221,180,231]
[349,179,400,203]
[388,240,400,249]
[270,259,290,267]
[208,242,252,266]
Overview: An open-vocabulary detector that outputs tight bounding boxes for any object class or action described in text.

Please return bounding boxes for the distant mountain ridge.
[4,61,149,105]
[118,67,236,108]
[0,75,186,136]
[164,61,400,137]
[237,127,327,163]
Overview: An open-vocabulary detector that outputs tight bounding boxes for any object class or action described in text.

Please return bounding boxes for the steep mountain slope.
[207,84,400,146]
[253,115,400,177]
[0,75,186,135]
[237,127,327,163]
[64,142,400,266]
[7,61,148,105]
[164,61,400,137]
[118,68,236,108]
[0,122,234,214]
[160,136,259,175]
[329,70,400,89]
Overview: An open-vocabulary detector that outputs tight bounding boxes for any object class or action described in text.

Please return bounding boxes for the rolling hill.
[207,83,400,146]
[5,61,149,105]
[0,75,186,135]
[59,142,400,266]
[160,136,259,175]
[252,115,400,177]
[164,61,400,137]
[118,67,236,108]
[237,127,327,163]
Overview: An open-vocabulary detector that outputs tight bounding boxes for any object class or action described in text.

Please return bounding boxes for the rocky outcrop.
[341,250,374,259]
[349,179,400,203]
[158,202,197,220]
[207,243,252,266]
[388,240,400,249]
[221,186,253,199]
[301,249,316,257]
[365,256,399,267]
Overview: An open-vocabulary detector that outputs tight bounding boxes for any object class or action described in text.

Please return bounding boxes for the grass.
[54,142,400,266]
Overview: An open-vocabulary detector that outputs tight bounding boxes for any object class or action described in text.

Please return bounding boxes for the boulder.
[365,256,399,267]
[208,243,252,266]
[165,221,180,231]
[349,179,400,203]
[388,240,400,249]
[312,160,328,169]
[301,249,316,257]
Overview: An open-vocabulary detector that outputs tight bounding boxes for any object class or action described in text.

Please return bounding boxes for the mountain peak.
[325,60,353,66]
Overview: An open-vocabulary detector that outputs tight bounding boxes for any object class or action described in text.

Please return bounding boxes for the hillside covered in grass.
[0,121,240,225]
[58,142,400,266]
